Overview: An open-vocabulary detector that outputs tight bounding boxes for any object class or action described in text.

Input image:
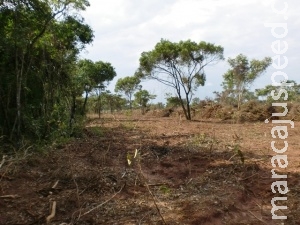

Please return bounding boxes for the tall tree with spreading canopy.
[137,39,224,120]
[76,59,116,116]
[75,59,96,116]
[222,54,272,110]
[114,76,141,109]
[92,61,117,118]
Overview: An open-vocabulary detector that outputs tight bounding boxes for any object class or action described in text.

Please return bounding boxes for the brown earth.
[0,112,299,225]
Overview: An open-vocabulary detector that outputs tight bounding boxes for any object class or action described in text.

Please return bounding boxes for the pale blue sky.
[80,0,300,103]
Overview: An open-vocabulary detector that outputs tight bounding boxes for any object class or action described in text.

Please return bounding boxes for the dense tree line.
[0,0,117,147]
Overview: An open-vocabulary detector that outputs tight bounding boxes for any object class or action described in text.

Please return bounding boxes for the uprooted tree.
[136,39,224,120]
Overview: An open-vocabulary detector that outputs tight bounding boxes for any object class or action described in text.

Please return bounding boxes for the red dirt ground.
[0,112,299,224]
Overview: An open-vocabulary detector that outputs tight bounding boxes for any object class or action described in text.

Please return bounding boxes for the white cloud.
[80,0,300,101]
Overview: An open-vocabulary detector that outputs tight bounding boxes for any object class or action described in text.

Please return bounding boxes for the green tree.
[92,61,116,117]
[134,90,156,114]
[214,89,258,106]
[213,90,234,105]
[100,91,126,113]
[110,94,127,112]
[222,54,272,110]
[115,76,141,109]
[74,59,116,116]
[256,80,300,102]
[89,91,126,114]
[165,94,184,108]
[149,102,165,110]
[191,97,201,107]
[137,39,224,120]
[76,59,96,115]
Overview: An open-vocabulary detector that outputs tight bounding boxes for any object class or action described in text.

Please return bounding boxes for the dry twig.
[238,173,258,181]
[80,184,125,217]
[138,163,167,225]
[247,210,268,224]
[228,153,237,161]
[0,194,20,199]
[52,180,59,189]
[0,155,7,169]
[46,201,57,224]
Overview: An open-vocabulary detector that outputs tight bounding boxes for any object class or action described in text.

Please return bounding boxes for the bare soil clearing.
[1,113,299,224]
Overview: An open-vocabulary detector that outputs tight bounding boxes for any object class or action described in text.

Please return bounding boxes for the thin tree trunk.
[186,102,191,120]
[97,95,101,118]
[12,51,25,142]
[110,100,113,114]
[129,94,132,110]
[82,90,88,115]
[237,92,242,111]
[69,94,76,128]
[185,93,192,120]
[177,92,189,120]
[16,71,22,140]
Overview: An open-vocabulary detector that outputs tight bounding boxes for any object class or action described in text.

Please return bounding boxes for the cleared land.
[0,112,299,224]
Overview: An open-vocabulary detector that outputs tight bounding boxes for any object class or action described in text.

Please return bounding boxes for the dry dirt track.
[0,113,299,224]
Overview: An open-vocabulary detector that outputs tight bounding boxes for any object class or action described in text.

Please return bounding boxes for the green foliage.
[115,76,141,109]
[137,39,224,120]
[134,90,156,114]
[159,185,171,194]
[149,102,165,110]
[125,110,133,118]
[88,91,126,114]
[92,61,117,87]
[256,80,300,102]
[222,54,272,109]
[165,95,185,108]
[88,126,104,137]
[0,0,96,149]
[76,60,116,93]
[214,89,258,106]
[233,144,244,164]
[190,133,218,148]
[100,91,126,112]
[76,59,117,116]
[191,97,201,107]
